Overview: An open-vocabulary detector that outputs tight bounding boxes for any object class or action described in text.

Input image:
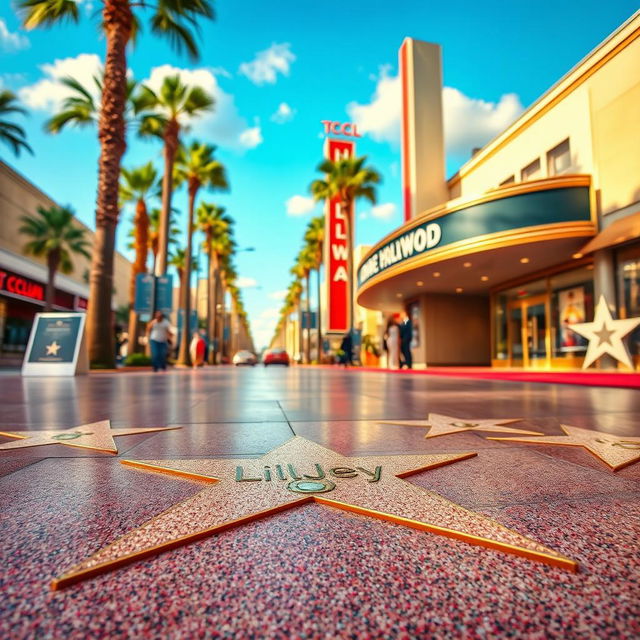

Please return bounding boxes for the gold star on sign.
[488,424,640,471]
[45,340,61,355]
[378,413,541,439]
[0,420,179,454]
[52,436,576,590]
[569,295,640,369]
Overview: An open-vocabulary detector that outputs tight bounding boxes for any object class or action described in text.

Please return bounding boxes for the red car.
[263,348,290,367]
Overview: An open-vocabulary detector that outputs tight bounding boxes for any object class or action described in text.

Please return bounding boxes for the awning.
[579,211,640,255]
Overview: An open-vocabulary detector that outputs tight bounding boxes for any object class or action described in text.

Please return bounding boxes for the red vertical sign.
[324,138,355,334]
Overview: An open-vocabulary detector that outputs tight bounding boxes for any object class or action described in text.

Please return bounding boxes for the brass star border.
[0,420,180,454]
[52,437,577,590]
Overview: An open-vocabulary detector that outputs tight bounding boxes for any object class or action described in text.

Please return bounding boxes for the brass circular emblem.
[52,431,91,441]
[287,479,336,494]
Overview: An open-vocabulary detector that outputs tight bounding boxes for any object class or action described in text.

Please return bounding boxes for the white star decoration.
[569,295,640,369]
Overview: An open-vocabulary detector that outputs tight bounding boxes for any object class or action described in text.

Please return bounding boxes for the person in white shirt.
[146,311,173,372]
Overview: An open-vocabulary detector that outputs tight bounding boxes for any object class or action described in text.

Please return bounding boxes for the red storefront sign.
[0,267,85,310]
[324,138,355,334]
[0,269,45,302]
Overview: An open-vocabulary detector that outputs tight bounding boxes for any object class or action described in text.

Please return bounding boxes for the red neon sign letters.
[324,138,355,334]
[321,120,362,138]
[0,269,45,301]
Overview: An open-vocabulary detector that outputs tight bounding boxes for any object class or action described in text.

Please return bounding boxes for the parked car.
[263,348,290,367]
[232,350,257,366]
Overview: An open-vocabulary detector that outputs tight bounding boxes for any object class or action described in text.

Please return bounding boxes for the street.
[0,367,639,637]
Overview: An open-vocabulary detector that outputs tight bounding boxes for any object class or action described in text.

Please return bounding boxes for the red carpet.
[324,365,640,389]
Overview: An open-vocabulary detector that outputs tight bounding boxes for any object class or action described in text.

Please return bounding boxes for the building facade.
[357,13,640,370]
[0,160,133,364]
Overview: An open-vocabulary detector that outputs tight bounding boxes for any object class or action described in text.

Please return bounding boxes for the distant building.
[357,13,640,370]
[0,160,132,365]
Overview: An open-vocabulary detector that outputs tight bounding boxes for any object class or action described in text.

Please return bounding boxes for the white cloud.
[141,64,262,151]
[260,307,280,319]
[268,289,288,301]
[347,66,400,145]
[238,125,263,148]
[347,67,524,159]
[271,102,295,124]
[286,195,316,217]
[236,276,259,288]
[239,43,295,85]
[371,202,396,219]
[443,87,523,157]
[19,53,102,111]
[250,306,283,349]
[0,18,29,53]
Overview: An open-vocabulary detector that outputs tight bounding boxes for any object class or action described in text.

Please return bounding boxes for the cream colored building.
[0,159,132,362]
[357,12,640,370]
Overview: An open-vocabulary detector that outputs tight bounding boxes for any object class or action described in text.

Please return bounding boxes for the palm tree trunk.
[316,259,322,362]
[45,251,60,312]
[177,183,197,366]
[127,197,149,354]
[219,279,226,361]
[156,120,179,276]
[305,272,311,363]
[297,302,302,363]
[87,0,131,368]
[208,251,219,364]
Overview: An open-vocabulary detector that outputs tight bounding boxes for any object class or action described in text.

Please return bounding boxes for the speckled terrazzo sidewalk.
[0,367,639,639]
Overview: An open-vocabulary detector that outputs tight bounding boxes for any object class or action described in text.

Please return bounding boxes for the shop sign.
[324,138,355,333]
[22,312,88,376]
[358,185,592,288]
[0,268,45,302]
[134,273,155,314]
[155,274,174,315]
[321,120,361,137]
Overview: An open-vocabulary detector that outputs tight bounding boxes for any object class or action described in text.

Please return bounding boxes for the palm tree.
[196,202,233,363]
[19,206,90,311]
[286,276,304,362]
[120,162,158,353]
[211,232,236,364]
[218,254,237,361]
[146,207,180,275]
[305,215,325,361]
[20,0,215,368]
[173,141,228,366]
[169,248,198,328]
[295,246,316,364]
[45,74,138,133]
[310,156,381,336]
[0,90,33,156]
[134,75,214,277]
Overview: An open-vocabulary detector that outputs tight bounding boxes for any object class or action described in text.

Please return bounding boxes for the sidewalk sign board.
[155,274,173,315]
[22,312,88,376]
[134,274,155,314]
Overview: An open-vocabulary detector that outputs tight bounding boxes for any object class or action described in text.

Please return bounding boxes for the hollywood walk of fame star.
[377,413,542,439]
[45,341,61,356]
[569,294,640,369]
[52,436,577,590]
[488,424,640,471]
[0,420,179,454]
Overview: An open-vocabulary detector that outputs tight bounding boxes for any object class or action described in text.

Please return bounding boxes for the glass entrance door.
[508,294,550,368]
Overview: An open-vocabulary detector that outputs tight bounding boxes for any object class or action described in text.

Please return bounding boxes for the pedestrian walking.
[146,311,173,372]
[190,330,206,367]
[339,332,353,367]
[385,316,400,370]
[399,310,413,369]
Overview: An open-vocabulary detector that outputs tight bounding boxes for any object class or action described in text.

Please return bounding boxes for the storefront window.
[549,267,594,358]
[617,244,640,357]
[494,294,508,359]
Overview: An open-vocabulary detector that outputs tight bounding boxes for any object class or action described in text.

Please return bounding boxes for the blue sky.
[1,0,637,347]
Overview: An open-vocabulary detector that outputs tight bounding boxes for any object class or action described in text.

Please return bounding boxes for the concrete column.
[593,248,617,369]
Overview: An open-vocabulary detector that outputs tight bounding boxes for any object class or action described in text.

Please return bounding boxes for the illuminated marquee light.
[359,222,442,286]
